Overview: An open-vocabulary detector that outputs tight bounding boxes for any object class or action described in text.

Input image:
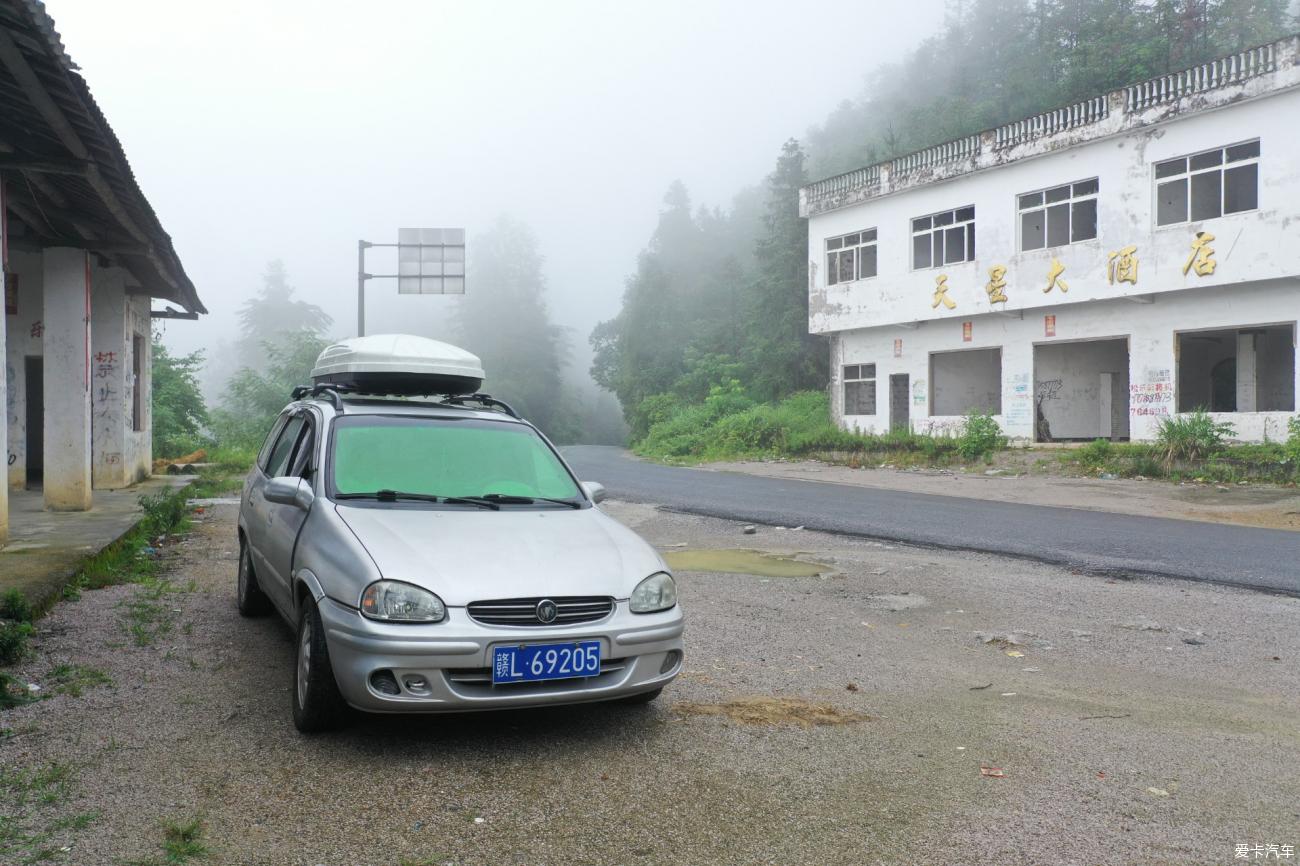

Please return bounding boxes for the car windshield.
[330,415,581,503]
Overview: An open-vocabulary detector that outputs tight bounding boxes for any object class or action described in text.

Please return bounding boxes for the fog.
[51,0,943,389]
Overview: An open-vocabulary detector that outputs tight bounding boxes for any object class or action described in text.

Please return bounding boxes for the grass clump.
[126,817,207,865]
[1156,409,1235,467]
[44,664,113,698]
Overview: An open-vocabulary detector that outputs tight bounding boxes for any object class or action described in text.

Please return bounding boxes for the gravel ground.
[1,500,1297,866]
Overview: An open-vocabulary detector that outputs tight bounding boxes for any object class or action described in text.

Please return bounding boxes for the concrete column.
[0,268,7,546]
[1236,332,1257,414]
[91,270,128,489]
[42,248,92,511]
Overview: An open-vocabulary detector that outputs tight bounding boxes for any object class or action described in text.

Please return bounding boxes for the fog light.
[403,674,429,693]
[660,651,681,674]
[370,669,401,696]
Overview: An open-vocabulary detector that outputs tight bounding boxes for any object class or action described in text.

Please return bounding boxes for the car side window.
[256,414,290,473]
[287,415,317,479]
[264,415,307,478]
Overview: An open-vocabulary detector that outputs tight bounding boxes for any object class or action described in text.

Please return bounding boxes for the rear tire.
[619,687,663,706]
[236,540,273,617]
[292,600,350,733]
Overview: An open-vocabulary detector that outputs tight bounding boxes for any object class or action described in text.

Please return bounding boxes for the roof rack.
[439,393,520,418]
[289,385,519,419]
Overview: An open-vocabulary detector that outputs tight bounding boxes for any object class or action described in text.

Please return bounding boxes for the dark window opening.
[1176,324,1294,413]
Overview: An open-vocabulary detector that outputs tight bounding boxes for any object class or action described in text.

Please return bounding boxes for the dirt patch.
[662,548,834,577]
[673,696,870,727]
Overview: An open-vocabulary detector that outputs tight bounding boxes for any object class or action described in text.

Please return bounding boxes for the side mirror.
[581,481,607,504]
[265,476,314,511]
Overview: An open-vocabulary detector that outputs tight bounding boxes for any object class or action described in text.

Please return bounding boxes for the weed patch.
[44,664,113,698]
[0,761,93,864]
[120,578,192,647]
[126,817,208,865]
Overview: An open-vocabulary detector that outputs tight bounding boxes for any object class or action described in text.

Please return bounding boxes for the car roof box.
[311,334,485,396]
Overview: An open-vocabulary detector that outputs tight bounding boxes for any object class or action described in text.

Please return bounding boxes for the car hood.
[334,504,666,606]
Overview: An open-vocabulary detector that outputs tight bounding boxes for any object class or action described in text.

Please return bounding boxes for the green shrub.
[1156,410,1235,466]
[1077,437,1113,468]
[956,411,1006,461]
[0,621,33,665]
[0,589,34,625]
[1286,416,1300,464]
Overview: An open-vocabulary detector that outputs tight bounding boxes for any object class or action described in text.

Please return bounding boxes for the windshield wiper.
[478,493,581,509]
[336,490,443,504]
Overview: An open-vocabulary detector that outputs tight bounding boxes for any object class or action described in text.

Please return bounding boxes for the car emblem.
[536,599,558,624]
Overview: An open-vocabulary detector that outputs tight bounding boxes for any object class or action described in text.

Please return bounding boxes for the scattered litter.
[983,469,1005,476]
[674,696,870,728]
[974,631,1029,647]
[867,568,889,575]
[845,683,859,692]
[1000,692,1017,697]
[1070,629,1093,639]
[1005,650,1025,658]
[1145,787,1170,797]
[791,525,805,531]
[1099,472,1118,480]
[1021,667,1041,672]
[25,683,41,693]
[742,525,757,535]
[956,746,966,751]
[969,683,992,690]
[1080,713,1131,721]
[1096,771,1106,779]
[473,817,485,824]
[1181,637,1205,646]
[980,766,1005,778]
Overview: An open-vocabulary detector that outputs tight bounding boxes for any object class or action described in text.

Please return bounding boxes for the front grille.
[467,596,614,627]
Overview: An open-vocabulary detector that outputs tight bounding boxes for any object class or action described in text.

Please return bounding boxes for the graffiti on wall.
[93,350,117,418]
[1005,372,1032,428]
[1131,367,1174,417]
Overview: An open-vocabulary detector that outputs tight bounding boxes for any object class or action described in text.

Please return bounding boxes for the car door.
[258,411,319,617]
[246,412,307,614]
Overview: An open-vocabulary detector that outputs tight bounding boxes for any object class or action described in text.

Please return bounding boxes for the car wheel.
[236,540,273,617]
[292,599,350,733]
[619,687,663,705]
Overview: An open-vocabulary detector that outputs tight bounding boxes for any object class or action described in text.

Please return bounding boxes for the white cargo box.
[311,334,485,396]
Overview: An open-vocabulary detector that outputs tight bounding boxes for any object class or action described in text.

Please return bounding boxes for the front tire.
[236,540,273,617]
[292,600,349,733]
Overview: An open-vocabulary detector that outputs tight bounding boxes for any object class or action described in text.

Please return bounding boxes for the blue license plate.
[492,640,601,684]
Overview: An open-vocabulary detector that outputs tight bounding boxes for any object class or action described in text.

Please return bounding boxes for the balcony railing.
[802,35,1296,215]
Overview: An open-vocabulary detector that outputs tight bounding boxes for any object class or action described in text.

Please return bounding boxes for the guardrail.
[803,36,1294,214]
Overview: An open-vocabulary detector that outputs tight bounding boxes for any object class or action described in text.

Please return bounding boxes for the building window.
[825,229,878,285]
[912,206,974,269]
[131,333,145,432]
[843,364,876,415]
[1155,140,1259,226]
[1018,179,1098,251]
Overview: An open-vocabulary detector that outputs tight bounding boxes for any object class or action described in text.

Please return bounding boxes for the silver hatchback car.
[237,353,683,732]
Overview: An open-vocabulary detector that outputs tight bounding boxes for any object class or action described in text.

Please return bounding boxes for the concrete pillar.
[0,267,7,546]
[41,248,92,511]
[91,270,128,489]
[1236,332,1257,414]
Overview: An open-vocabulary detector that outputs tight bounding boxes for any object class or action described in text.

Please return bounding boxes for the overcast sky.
[52,0,944,375]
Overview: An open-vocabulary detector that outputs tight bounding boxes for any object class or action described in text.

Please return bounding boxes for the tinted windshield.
[330,416,580,501]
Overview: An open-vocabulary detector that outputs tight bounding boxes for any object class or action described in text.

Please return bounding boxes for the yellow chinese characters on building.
[1043,258,1068,294]
[932,274,957,310]
[1107,245,1138,285]
[1183,231,1217,277]
[986,266,1008,303]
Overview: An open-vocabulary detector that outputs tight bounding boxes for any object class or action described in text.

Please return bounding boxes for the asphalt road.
[563,445,1300,595]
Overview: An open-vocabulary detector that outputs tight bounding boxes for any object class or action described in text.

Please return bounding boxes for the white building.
[0,0,204,544]
[800,36,1299,444]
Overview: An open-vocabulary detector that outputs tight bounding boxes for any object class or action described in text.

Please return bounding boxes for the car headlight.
[630,572,677,614]
[360,580,446,623]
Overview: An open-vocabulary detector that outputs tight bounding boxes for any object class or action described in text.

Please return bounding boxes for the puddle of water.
[674,696,869,728]
[662,548,833,577]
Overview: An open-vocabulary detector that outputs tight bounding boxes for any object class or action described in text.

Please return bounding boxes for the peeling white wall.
[833,280,1298,443]
[806,88,1300,336]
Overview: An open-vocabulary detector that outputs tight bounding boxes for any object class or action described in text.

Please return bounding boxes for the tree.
[211,330,330,451]
[743,139,825,401]
[454,216,571,439]
[234,260,333,367]
[151,332,208,458]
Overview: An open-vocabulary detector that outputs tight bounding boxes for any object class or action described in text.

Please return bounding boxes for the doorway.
[24,356,43,487]
[889,374,910,432]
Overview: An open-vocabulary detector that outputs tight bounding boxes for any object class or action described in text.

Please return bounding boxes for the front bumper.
[318,598,685,713]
